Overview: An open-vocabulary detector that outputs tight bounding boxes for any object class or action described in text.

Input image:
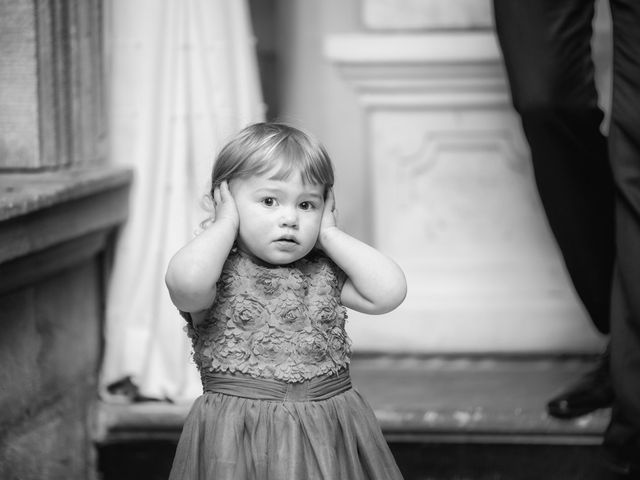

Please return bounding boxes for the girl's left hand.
[317,189,338,250]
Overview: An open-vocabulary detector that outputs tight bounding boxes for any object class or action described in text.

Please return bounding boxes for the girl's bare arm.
[317,191,407,314]
[165,182,238,313]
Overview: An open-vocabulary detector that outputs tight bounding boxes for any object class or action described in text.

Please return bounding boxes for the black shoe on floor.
[546,347,614,419]
[600,443,640,476]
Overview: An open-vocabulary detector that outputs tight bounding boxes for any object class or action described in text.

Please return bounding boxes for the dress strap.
[202,369,352,402]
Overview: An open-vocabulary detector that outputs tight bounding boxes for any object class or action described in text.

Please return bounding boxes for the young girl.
[165,122,407,480]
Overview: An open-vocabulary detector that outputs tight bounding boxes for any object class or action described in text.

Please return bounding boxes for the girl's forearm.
[165,219,237,312]
[319,226,407,314]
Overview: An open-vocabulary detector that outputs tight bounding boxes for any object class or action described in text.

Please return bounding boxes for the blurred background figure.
[494,0,640,475]
[100,0,264,402]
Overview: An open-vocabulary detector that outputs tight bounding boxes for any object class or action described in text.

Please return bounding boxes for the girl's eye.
[299,201,314,211]
[262,197,277,207]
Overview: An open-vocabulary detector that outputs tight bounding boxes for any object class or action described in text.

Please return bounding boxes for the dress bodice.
[184,249,352,383]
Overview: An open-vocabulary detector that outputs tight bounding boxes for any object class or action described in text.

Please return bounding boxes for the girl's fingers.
[219,180,232,201]
[326,188,336,212]
[320,188,337,230]
[212,180,239,228]
[213,186,222,206]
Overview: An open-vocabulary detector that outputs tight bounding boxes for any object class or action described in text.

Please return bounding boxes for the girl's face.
[229,169,326,265]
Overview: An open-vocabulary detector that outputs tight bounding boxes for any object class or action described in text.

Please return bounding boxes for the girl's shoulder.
[298,250,347,290]
[300,248,339,270]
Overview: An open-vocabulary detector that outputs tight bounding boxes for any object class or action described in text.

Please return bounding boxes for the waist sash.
[202,369,352,402]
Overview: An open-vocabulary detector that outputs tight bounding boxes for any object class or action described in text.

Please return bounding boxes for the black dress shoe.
[600,443,640,476]
[547,347,614,419]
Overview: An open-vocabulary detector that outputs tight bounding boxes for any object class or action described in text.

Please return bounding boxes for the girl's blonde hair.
[210,122,335,197]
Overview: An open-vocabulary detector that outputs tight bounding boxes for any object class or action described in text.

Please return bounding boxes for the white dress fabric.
[100,0,264,402]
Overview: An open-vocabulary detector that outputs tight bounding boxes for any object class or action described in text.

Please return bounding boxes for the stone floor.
[349,355,608,443]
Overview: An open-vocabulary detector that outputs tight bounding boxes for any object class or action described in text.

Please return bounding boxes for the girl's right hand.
[213,180,239,231]
[166,179,239,313]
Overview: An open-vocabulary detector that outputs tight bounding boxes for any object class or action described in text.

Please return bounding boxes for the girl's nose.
[279,207,298,227]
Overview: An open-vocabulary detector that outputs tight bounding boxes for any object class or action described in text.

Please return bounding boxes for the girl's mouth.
[275,235,298,244]
[273,237,299,250]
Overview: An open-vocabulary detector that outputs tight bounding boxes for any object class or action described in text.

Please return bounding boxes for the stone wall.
[0,1,131,478]
[0,169,131,480]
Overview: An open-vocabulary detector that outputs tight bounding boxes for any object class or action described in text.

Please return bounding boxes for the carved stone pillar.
[325,1,608,353]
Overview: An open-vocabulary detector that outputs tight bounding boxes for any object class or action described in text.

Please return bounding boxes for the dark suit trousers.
[494,0,640,450]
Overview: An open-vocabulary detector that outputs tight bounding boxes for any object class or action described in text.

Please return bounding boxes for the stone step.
[350,355,608,444]
[96,355,616,479]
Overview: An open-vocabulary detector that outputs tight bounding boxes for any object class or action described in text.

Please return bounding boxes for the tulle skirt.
[168,369,404,480]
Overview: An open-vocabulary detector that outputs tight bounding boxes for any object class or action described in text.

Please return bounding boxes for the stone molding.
[0,167,132,293]
[362,0,493,30]
[324,33,508,108]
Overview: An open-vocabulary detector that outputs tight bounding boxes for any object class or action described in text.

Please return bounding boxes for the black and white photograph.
[1,0,638,478]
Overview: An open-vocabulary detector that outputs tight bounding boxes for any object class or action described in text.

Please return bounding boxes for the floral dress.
[169,248,404,480]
